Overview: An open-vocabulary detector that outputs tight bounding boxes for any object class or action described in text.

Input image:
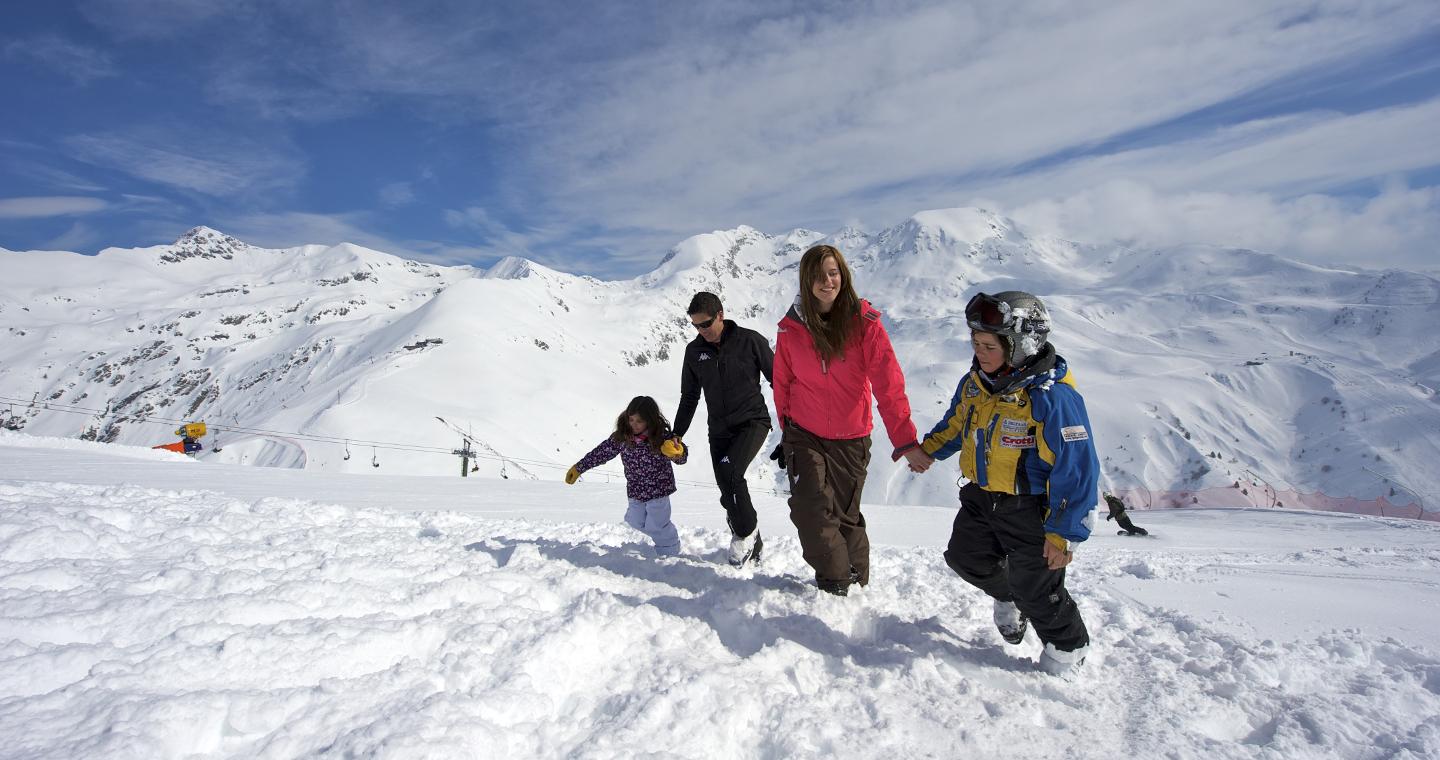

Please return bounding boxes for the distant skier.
[1103,492,1149,536]
[566,396,689,557]
[672,291,774,568]
[912,291,1097,676]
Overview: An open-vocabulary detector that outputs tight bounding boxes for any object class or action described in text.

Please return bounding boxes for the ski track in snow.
[1,458,1439,757]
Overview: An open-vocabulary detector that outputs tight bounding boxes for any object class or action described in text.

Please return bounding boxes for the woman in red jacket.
[772,244,931,595]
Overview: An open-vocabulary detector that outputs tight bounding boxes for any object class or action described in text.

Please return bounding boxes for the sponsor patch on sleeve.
[1061,425,1089,442]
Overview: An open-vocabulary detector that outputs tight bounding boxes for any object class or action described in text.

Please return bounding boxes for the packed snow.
[2,432,1438,759]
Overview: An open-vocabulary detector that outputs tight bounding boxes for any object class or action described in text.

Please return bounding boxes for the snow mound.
[0,429,193,462]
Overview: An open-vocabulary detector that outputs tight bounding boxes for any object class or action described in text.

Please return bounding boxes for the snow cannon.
[152,421,208,456]
[175,422,207,438]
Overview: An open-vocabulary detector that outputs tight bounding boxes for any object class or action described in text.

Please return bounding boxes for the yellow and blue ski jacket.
[920,348,1099,542]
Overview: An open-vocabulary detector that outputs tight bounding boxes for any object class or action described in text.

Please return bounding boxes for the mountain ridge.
[2,209,1435,511]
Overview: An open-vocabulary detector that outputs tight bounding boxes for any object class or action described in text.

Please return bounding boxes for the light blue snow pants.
[624,496,680,556]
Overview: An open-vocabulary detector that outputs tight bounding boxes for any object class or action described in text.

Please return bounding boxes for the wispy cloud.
[43,221,102,252]
[1003,180,1440,272]
[516,2,1437,237]
[0,196,109,218]
[213,210,478,267]
[52,0,1440,275]
[970,99,1440,204]
[77,0,227,41]
[378,182,416,208]
[64,128,305,198]
[3,35,116,84]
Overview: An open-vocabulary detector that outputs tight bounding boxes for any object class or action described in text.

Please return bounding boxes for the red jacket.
[773,299,919,459]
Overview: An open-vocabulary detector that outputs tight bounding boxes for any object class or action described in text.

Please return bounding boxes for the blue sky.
[2,0,1438,277]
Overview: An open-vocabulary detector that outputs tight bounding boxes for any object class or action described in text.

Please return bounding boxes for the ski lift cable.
[13,396,684,482]
[1,392,721,487]
[434,414,721,486]
[0,394,450,452]
[0,394,453,456]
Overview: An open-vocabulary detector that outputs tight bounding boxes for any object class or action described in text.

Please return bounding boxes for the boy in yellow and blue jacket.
[916,291,1098,676]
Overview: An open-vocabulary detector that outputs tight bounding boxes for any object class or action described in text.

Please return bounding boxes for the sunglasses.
[691,316,717,330]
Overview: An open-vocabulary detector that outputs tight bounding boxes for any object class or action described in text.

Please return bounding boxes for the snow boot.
[817,577,850,596]
[1038,642,1089,676]
[993,599,1028,644]
[1127,526,1149,536]
[728,530,763,567]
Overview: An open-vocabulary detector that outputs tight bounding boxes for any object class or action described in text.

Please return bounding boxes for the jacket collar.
[782,296,874,327]
[975,343,1063,396]
[693,319,738,347]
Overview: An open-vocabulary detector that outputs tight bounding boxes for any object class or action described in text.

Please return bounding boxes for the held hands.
[902,448,933,473]
[1043,533,1074,570]
[769,443,786,470]
[565,465,580,485]
[660,437,686,460]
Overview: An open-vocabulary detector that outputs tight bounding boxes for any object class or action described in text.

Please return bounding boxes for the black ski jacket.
[673,320,775,439]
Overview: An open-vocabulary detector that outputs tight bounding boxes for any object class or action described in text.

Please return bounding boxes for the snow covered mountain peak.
[481,255,571,282]
[1,206,1436,512]
[640,225,785,291]
[157,225,252,264]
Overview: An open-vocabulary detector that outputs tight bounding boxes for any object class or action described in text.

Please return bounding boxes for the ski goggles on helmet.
[965,292,1049,335]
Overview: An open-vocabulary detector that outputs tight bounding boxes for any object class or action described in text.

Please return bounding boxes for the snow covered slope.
[1,433,1437,758]
[1,213,1436,511]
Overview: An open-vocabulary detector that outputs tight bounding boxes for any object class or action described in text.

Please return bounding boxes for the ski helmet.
[965,290,1051,366]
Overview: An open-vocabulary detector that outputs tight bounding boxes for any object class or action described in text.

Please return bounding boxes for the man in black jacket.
[673,292,775,567]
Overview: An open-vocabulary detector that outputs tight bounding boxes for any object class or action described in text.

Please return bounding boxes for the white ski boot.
[728,530,763,567]
[1038,642,1089,676]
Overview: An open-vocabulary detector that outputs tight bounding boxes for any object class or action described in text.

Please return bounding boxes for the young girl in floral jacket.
[566,396,689,556]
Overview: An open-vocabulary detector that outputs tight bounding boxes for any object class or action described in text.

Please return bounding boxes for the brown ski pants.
[783,424,872,586]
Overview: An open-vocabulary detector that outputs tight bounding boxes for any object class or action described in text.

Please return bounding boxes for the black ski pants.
[945,482,1089,651]
[710,420,770,538]
[1113,510,1143,534]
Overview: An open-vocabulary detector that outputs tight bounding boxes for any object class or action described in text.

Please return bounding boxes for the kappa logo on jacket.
[698,353,712,361]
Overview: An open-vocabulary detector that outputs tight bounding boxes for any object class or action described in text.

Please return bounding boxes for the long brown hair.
[611,395,671,452]
[798,244,861,361]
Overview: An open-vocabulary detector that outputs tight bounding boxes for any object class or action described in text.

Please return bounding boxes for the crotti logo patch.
[1000,434,1036,448]
[1061,425,1089,442]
